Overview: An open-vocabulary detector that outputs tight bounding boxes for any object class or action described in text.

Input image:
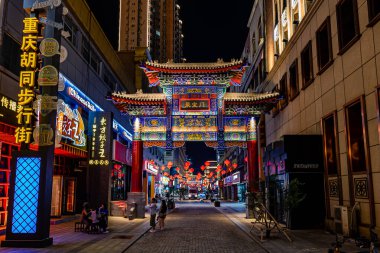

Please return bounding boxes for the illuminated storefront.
[144,161,158,203]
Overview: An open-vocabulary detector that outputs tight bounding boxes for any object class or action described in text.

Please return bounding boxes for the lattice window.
[11,157,41,234]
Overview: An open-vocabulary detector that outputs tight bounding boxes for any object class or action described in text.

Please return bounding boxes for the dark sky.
[86,0,253,170]
[178,0,253,62]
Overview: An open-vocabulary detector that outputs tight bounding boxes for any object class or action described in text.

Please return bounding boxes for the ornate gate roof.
[110,61,279,145]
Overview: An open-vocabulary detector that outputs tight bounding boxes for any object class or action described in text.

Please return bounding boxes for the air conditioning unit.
[334,206,351,237]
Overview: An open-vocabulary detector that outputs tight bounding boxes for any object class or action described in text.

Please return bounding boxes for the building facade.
[0,0,134,223]
[119,0,183,63]
[253,0,380,235]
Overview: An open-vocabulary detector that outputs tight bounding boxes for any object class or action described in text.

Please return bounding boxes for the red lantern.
[167,161,173,169]
[200,165,205,171]
[244,156,248,163]
[224,159,230,166]
[232,163,238,169]
[221,170,226,175]
[204,161,210,166]
[175,167,180,172]
[184,161,191,168]
[189,168,194,173]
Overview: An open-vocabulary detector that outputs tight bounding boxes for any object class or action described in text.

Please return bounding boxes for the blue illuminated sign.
[59,74,132,141]
[11,157,41,234]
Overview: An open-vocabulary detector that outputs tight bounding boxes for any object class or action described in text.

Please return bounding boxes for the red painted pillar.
[247,140,259,192]
[131,140,143,192]
[247,117,259,192]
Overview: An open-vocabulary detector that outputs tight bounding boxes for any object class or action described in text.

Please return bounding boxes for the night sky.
[85,0,253,170]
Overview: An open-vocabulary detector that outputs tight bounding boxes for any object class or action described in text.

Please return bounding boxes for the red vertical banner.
[247,140,259,192]
[131,140,143,192]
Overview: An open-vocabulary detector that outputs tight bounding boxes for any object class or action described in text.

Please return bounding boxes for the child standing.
[149,198,158,232]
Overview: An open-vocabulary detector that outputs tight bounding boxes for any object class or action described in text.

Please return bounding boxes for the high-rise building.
[119,0,183,63]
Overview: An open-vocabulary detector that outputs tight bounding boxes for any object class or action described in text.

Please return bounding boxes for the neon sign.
[15,17,40,144]
[67,87,96,111]
[89,112,112,166]
[57,102,86,146]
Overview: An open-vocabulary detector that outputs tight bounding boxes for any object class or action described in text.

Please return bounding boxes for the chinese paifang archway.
[111,60,279,208]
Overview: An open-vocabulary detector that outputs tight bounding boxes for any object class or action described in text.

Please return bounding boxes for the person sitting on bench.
[81,203,90,231]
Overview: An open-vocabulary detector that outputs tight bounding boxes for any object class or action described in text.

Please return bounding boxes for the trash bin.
[126,202,137,220]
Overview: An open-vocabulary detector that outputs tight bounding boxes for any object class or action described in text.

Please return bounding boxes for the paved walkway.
[0,201,369,253]
[126,202,267,253]
[0,215,151,253]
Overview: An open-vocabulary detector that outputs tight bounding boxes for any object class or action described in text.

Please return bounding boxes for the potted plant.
[284,178,306,228]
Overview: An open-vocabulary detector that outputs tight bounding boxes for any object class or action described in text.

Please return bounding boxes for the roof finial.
[217,58,224,63]
[136,89,143,94]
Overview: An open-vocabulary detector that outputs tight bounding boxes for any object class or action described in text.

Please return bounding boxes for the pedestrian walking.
[149,198,158,232]
[157,199,167,230]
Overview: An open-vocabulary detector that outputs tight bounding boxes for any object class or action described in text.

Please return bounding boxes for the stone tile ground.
[0,201,369,253]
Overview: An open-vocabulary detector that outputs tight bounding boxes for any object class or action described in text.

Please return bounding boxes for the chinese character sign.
[15,17,40,144]
[179,99,210,111]
[56,102,86,146]
[88,112,113,166]
[0,95,20,126]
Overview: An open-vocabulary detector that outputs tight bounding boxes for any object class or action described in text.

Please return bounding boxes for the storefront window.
[345,99,367,172]
[111,164,126,200]
[322,113,339,175]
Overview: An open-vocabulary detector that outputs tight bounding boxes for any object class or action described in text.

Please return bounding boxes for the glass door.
[51,175,63,217]
[63,177,76,215]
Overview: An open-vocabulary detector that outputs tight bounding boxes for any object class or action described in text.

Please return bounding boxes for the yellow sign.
[16,17,39,144]
[39,38,60,57]
[37,65,59,86]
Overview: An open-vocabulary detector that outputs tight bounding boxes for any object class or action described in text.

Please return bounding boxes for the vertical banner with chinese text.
[88,112,113,208]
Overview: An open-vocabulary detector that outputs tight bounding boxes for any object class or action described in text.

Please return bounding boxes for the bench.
[88,223,100,234]
[74,222,85,232]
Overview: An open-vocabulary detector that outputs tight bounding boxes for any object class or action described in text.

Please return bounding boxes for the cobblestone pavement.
[126,202,267,253]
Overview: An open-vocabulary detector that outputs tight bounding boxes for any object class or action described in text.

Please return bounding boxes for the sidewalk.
[0,212,153,252]
[0,203,175,253]
[217,201,367,253]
